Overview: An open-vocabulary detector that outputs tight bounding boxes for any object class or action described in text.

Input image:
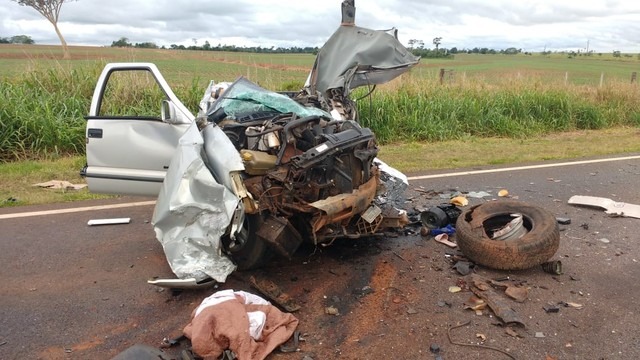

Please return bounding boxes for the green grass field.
[2,44,639,87]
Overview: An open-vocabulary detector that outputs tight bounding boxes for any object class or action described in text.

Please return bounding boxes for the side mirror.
[161,100,178,123]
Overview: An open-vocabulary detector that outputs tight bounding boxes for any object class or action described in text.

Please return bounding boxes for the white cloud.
[0,0,638,52]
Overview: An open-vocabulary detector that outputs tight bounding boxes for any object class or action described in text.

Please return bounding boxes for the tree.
[111,37,131,47]
[10,0,76,59]
[10,34,35,44]
[433,37,442,52]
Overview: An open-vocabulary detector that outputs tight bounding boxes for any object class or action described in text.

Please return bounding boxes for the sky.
[1,0,639,53]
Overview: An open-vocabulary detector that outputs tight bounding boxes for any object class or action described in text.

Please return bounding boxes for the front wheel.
[227,214,271,270]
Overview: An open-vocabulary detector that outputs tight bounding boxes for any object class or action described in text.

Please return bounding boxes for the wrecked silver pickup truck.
[82,0,419,283]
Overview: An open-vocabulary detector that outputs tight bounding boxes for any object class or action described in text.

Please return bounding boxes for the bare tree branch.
[10,0,77,59]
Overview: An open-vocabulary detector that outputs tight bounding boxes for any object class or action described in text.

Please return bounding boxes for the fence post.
[599,72,604,87]
[631,72,637,84]
[439,68,445,85]
[564,72,568,85]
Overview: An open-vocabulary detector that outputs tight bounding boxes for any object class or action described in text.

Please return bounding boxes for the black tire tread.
[455,200,560,270]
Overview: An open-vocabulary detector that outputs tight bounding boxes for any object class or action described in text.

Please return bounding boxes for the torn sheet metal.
[568,195,640,219]
[152,122,239,283]
[374,158,408,209]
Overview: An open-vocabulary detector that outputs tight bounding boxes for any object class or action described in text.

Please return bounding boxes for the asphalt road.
[1,154,639,359]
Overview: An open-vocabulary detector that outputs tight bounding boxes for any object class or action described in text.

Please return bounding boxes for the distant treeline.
[110,37,320,54]
[109,37,536,59]
[0,35,35,44]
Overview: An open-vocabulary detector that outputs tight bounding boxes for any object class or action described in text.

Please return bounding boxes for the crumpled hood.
[307,1,420,96]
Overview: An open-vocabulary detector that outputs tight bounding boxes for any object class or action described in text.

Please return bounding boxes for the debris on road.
[420,203,462,229]
[543,304,560,313]
[562,301,584,309]
[325,306,339,316]
[504,285,528,303]
[184,289,298,360]
[453,260,474,275]
[463,295,487,315]
[467,191,492,198]
[111,344,171,360]
[434,233,458,248]
[498,189,509,197]
[541,260,563,275]
[250,276,301,312]
[87,218,131,226]
[450,196,469,207]
[147,277,218,289]
[568,195,640,219]
[469,275,525,327]
[448,320,517,359]
[556,217,571,225]
[429,224,456,237]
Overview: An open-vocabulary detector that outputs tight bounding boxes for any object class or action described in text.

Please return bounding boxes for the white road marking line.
[2,155,639,220]
[0,201,156,220]
[407,155,640,181]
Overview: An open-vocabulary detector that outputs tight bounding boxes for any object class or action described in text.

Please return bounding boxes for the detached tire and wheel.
[455,200,560,270]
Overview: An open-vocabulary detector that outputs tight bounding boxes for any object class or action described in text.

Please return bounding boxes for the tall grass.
[2,65,639,162]
[357,76,640,143]
[0,63,201,162]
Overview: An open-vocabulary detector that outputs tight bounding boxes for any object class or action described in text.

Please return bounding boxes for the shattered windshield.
[207,77,329,119]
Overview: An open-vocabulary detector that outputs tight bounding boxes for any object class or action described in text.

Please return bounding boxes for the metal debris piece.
[469,275,525,327]
[463,296,487,311]
[467,191,492,198]
[250,276,301,312]
[504,286,528,303]
[563,302,584,309]
[568,195,640,219]
[147,277,217,289]
[453,261,474,275]
[491,213,527,240]
[505,327,521,338]
[543,304,560,313]
[541,260,563,275]
[87,218,131,226]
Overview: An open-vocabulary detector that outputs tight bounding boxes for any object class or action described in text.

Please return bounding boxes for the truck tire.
[455,200,560,270]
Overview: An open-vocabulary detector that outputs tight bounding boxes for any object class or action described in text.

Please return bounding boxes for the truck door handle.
[88,128,103,138]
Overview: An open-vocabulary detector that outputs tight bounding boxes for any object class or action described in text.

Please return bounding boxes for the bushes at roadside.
[2,65,639,162]
[358,78,640,143]
[0,64,201,162]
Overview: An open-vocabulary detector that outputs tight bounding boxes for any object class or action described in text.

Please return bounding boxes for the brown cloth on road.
[184,293,299,360]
